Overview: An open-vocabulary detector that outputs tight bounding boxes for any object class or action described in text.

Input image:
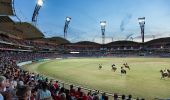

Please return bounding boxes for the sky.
[13,0,170,43]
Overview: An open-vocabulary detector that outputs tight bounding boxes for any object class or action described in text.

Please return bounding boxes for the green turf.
[24,57,170,99]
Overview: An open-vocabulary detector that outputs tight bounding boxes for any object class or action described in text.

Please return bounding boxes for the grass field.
[23,57,170,99]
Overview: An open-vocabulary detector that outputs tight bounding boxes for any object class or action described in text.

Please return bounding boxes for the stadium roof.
[107,41,140,46]
[145,37,170,44]
[0,0,14,15]
[0,16,14,23]
[0,18,44,39]
[15,22,44,39]
[45,37,70,44]
[74,41,100,45]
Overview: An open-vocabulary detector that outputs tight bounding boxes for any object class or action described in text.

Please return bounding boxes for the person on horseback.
[160,68,169,79]
[111,64,117,72]
[163,68,168,74]
[112,64,116,68]
[98,64,102,70]
[112,64,115,66]
[123,63,130,70]
[121,67,126,75]
[123,63,128,67]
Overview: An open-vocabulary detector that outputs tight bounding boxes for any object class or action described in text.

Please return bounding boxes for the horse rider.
[163,68,168,74]
[123,63,128,66]
[112,64,115,68]
[99,64,102,69]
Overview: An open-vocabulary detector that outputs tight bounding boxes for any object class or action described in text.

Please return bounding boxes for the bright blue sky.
[14,0,170,43]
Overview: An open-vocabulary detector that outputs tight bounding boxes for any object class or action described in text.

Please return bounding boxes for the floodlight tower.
[100,21,106,45]
[64,17,71,39]
[138,17,145,43]
[32,0,43,25]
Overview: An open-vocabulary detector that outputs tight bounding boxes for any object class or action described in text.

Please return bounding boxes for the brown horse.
[123,63,130,70]
[111,64,117,72]
[160,70,169,79]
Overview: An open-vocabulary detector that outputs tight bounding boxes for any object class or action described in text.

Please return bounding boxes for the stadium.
[0,0,170,100]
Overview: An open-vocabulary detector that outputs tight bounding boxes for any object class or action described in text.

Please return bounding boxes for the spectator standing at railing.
[100,92,108,100]
[75,87,82,99]
[70,84,76,99]
[58,87,66,100]
[87,91,93,100]
[121,94,126,100]
[113,93,118,100]
[127,94,132,100]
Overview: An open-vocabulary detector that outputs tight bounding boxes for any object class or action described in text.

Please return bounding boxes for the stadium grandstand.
[0,0,170,100]
[0,0,14,16]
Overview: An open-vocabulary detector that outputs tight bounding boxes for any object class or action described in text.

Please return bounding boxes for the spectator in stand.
[0,76,12,100]
[49,79,56,98]
[113,93,118,100]
[54,81,59,92]
[0,92,3,100]
[16,85,31,100]
[100,92,108,100]
[30,88,37,100]
[36,82,52,100]
[70,84,76,99]
[82,92,88,100]
[75,87,82,99]
[87,90,93,100]
[58,87,66,100]
[65,89,72,100]
[122,94,126,100]
[127,94,132,100]
[0,76,6,100]
[93,95,99,100]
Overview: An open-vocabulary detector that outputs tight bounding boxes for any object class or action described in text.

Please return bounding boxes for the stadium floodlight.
[100,21,106,44]
[100,21,106,26]
[37,0,43,6]
[64,17,71,39]
[32,0,44,25]
[138,17,145,43]
[66,17,71,22]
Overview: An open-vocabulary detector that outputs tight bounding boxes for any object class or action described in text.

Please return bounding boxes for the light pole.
[32,0,43,25]
[100,21,106,45]
[138,17,145,43]
[64,17,71,39]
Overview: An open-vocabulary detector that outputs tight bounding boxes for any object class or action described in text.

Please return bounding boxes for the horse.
[160,70,169,79]
[121,69,126,75]
[111,64,117,72]
[98,64,102,70]
[167,69,170,77]
[121,67,126,75]
[123,63,130,70]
